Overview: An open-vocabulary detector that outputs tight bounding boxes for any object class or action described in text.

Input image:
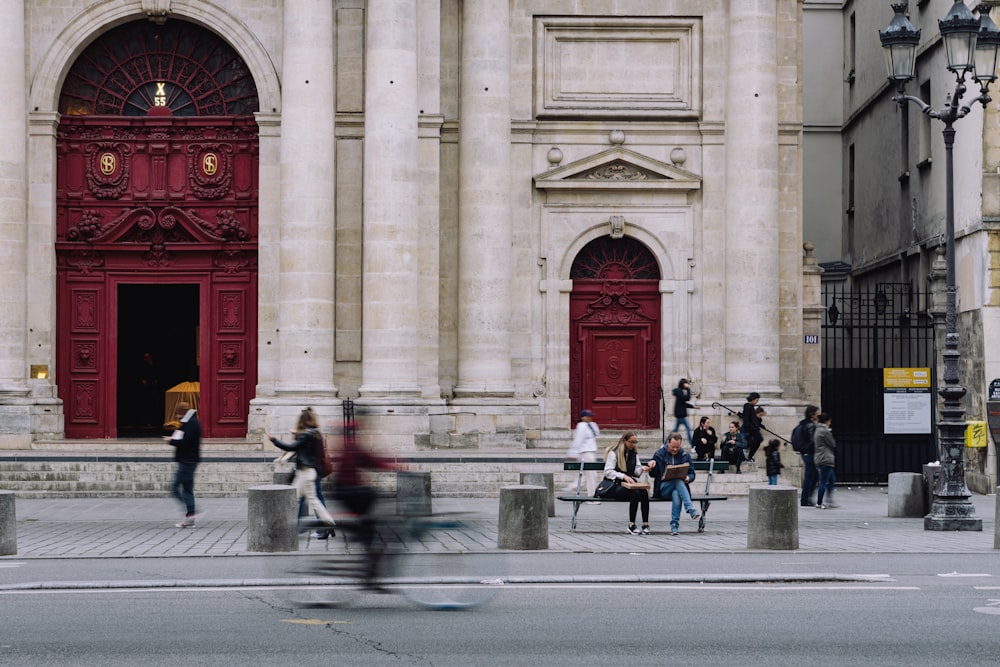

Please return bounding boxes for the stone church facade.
[0,0,812,451]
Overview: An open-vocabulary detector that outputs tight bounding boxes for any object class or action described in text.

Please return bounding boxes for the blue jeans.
[171,461,198,515]
[800,453,818,505]
[768,475,778,485]
[817,465,836,505]
[673,418,693,444]
[658,479,696,529]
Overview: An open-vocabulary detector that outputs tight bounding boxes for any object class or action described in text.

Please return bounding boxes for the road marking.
[938,572,992,578]
[973,598,1000,615]
[281,619,352,625]
[499,584,919,591]
[0,563,25,568]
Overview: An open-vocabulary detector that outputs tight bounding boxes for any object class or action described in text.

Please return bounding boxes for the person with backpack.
[792,405,820,507]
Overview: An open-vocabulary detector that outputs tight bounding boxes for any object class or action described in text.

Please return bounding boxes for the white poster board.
[883,368,932,435]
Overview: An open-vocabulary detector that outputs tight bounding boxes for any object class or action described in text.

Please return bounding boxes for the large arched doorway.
[55,20,259,438]
[569,236,661,429]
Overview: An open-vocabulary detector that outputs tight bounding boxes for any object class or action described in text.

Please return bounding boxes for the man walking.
[795,405,820,507]
[814,413,837,509]
[166,401,201,527]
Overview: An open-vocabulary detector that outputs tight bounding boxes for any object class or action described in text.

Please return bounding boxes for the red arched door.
[570,237,661,429]
[55,20,259,438]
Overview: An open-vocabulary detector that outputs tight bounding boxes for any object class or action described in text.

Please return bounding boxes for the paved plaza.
[4,486,997,559]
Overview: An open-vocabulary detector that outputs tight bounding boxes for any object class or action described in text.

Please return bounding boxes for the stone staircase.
[0,441,772,498]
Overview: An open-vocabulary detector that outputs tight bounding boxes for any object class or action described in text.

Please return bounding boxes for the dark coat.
[169,412,201,464]
[270,428,323,471]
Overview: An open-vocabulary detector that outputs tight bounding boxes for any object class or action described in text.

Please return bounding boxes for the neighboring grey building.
[0,0,814,456]
[804,0,998,491]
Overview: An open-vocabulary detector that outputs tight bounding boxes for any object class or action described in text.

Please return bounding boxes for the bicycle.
[280,511,505,610]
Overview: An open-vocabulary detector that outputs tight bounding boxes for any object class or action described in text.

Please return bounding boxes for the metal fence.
[821,282,937,484]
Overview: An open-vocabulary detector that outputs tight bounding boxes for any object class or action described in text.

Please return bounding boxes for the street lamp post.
[880,0,1000,531]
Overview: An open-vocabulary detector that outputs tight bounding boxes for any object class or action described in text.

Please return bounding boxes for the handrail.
[711,401,791,444]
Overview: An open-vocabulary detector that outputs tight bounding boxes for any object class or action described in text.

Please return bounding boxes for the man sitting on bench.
[648,432,701,536]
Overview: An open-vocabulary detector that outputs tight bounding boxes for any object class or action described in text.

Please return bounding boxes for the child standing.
[764,438,784,485]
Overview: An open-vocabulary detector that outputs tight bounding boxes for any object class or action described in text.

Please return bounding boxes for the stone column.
[276,0,336,396]
[359,0,421,398]
[0,0,27,394]
[724,0,781,394]
[455,0,513,397]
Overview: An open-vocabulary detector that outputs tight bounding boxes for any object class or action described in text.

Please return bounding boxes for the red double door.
[570,279,661,429]
[56,116,258,438]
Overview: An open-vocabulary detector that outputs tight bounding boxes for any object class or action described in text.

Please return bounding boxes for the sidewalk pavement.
[2,486,997,559]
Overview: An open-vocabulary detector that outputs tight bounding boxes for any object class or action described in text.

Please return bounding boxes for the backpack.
[791,420,810,453]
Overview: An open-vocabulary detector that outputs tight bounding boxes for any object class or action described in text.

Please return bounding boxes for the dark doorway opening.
[117,284,200,437]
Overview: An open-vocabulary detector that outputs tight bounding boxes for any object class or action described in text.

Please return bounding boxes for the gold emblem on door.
[99,153,116,175]
[202,152,218,176]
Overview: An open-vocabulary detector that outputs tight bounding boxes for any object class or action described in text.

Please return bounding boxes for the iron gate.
[821,283,937,484]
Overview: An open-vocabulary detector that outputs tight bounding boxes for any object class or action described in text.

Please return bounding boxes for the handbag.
[594,478,619,498]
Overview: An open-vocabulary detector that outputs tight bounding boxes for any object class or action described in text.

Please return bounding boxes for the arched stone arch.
[29,1,279,114]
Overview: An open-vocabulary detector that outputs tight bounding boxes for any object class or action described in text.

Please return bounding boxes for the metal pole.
[924,116,981,530]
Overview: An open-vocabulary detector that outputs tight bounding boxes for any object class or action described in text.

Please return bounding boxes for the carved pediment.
[534,147,701,191]
[65,207,250,245]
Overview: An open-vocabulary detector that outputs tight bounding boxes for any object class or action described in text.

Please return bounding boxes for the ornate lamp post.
[880,1,1000,531]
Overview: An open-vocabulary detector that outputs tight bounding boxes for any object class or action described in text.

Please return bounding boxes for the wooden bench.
[557,460,728,532]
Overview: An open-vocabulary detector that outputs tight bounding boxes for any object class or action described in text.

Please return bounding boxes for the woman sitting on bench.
[601,432,652,535]
[648,432,701,536]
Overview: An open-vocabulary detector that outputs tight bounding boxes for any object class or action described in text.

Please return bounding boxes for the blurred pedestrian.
[268,408,336,526]
[671,378,696,445]
[565,409,600,500]
[165,402,201,528]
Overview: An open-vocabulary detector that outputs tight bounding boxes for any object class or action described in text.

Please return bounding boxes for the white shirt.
[567,420,599,458]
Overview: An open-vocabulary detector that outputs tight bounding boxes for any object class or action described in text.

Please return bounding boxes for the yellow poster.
[965,421,988,448]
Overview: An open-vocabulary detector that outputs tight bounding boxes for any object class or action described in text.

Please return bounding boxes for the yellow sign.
[966,421,988,448]
[883,367,931,389]
[154,81,167,107]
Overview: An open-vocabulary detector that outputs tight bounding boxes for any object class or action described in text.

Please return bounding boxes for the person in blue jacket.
[648,432,701,536]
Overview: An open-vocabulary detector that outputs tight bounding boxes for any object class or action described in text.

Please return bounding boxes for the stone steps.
[0,447,773,498]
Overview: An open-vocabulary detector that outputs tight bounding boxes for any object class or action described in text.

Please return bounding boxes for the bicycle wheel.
[395,551,506,610]
[281,555,367,608]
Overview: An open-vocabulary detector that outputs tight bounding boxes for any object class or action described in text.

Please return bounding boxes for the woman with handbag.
[598,432,651,535]
[267,407,336,527]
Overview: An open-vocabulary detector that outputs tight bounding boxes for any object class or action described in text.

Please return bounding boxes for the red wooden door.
[56,116,258,438]
[570,279,660,429]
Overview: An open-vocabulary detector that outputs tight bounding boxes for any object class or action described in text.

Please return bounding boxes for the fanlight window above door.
[59,20,259,116]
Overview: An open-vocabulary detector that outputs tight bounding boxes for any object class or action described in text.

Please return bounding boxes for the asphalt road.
[2,552,998,666]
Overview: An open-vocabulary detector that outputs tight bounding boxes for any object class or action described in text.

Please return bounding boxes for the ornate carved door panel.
[56,116,258,438]
[569,237,661,429]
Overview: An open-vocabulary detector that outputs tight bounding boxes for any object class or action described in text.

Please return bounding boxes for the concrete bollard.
[888,472,925,517]
[247,484,298,552]
[498,485,549,550]
[922,463,941,515]
[520,472,555,517]
[0,490,15,556]
[995,488,1000,550]
[747,485,799,550]
[397,471,432,516]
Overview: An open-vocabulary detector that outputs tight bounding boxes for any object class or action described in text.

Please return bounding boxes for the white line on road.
[938,572,992,577]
